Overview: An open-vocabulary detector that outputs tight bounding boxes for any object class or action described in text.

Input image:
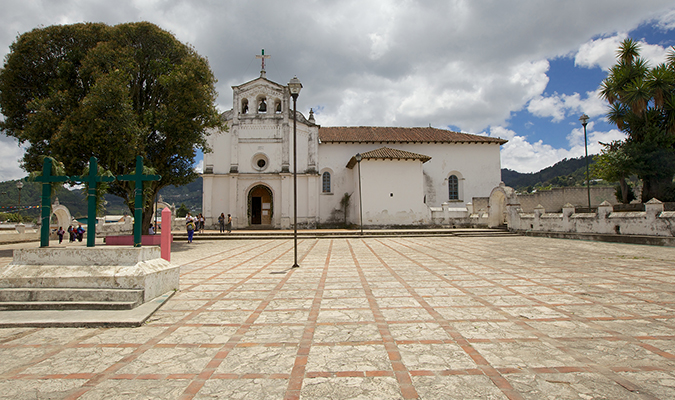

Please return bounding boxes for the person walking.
[76,224,85,242]
[226,214,232,234]
[186,217,195,243]
[218,213,225,233]
[56,226,65,244]
[198,213,205,233]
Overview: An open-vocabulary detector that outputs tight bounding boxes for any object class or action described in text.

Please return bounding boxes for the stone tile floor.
[1,235,675,399]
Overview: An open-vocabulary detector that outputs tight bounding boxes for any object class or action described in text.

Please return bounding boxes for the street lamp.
[355,153,363,235]
[16,180,23,221]
[288,76,302,268]
[579,113,591,210]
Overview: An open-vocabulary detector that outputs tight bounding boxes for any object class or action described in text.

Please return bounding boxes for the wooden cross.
[34,158,71,248]
[74,157,115,248]
[117,156,161,247]
[256,49,270,73]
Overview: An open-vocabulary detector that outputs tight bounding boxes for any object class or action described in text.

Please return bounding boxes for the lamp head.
[15,181,23,190]
[355,153,362,162]
[579,113,589,126]
[288,76,302,98]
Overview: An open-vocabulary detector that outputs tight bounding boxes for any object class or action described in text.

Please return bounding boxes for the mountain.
[502,156,600,191]
[0,177,203,221]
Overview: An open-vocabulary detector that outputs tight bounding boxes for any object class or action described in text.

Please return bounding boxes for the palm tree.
[599,38,675,202]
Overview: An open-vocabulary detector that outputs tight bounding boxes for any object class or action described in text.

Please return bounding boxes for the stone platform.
[1,246,179,302]
[0,235,674,399]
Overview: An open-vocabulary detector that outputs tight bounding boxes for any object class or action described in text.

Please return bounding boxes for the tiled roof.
[346,147,431,169]
[319,126,507,144]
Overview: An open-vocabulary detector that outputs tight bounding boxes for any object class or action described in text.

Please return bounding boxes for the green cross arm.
[35,158,71,247]
[72,157,115,247]
[117,156,161,247]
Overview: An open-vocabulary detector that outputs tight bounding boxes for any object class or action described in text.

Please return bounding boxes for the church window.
[322,172,331,193]
[258,97,267,113]
[448,175,459,200]
[275,100,281,113]
[241,98,249,114]
[252,153,269,171]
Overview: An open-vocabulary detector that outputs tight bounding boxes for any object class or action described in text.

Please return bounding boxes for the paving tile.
[412,375,508,399]
[2,236,675,399]
[301,376,403,399]
[0,379,87,399]
[195,378,288,399]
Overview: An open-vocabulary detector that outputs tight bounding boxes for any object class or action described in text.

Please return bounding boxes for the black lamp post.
[288,76,302,268]
[355,153,363,235]
[579,114,591,210]
[16,180,23,221]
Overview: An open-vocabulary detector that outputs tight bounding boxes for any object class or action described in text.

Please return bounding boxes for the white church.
[201,67,506,229]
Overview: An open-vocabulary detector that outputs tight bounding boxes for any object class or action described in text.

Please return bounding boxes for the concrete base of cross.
[0,247,179,307]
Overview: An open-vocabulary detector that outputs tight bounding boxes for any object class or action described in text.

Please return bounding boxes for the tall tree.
[599,38,675,202]
[0,22,223,231]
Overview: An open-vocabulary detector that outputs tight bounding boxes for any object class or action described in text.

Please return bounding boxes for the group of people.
[185,212,232,243]
[55,224,85,244]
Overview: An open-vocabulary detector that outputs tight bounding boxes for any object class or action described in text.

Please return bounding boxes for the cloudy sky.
[1,0,675,181]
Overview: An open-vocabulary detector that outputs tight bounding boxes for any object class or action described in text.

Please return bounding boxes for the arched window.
[241,98,249,114]
[448,175,459,200]
[322,172,331,193]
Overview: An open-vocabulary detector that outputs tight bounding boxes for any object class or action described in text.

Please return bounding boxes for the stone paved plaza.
[1,235,675,399]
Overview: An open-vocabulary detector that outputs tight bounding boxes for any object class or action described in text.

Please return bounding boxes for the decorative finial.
[309,108,315,123]
[256,49,270,78]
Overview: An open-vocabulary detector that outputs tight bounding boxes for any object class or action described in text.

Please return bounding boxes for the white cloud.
[656,9,675,30]
[0,1,673,180]
[193,159,203,174]
[492,124,626,173]
[575,33,672,70]
[0,136,26,181]
[527,88,608,122]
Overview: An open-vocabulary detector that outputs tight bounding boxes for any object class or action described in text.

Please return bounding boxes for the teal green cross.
[75,157,115,247]
[34,158,71,248]
[117,156,161,247]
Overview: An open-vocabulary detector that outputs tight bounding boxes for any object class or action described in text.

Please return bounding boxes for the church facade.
[201,73,507,229]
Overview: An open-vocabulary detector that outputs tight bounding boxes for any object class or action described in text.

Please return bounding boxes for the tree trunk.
[641,175,671,203]
[619,177,629,204]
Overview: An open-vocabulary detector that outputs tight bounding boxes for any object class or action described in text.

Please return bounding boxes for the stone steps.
[0,288,144,311]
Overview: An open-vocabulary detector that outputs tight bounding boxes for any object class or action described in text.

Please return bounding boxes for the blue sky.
[0,1,674,180]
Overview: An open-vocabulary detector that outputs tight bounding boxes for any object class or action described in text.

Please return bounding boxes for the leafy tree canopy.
[599,38,675,202]
[0,22,224,230]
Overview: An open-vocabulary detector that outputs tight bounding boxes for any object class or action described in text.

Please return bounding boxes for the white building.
[202,72,506,229]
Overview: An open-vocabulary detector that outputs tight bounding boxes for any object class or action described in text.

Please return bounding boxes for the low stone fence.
[0,224,40,244]
[514,186,617,213]
[429,202,489,227]
[507,199,675,237]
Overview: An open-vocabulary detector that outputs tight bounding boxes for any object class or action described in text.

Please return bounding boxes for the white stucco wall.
[357,159,429,225]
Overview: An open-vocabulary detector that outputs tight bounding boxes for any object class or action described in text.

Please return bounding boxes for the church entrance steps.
[172,227,517,240]
[0,287,144,311]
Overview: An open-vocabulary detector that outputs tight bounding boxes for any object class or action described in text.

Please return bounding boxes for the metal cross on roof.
[256,49,270,77]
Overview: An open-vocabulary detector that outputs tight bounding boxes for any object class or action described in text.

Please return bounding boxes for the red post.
[161,207,172,261]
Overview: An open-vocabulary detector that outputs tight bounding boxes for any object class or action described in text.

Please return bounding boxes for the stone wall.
[516,186,617,212]
[507,199,675,237]
[0,225,40,244]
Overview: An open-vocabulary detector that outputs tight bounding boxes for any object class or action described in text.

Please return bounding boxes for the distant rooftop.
[319,126,507,144]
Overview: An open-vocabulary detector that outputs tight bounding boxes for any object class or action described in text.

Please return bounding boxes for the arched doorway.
[488,183,517,228]
[51,199,73,230]
[248,185,273,226]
